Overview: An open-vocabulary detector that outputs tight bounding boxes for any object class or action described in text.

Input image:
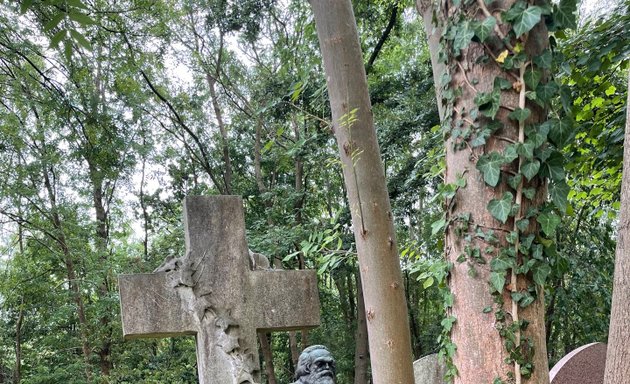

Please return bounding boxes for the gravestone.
[118,196,320,384]
[549,342,607,384]
[413,354,446,384]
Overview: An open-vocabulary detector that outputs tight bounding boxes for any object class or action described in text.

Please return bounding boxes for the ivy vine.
[433,0,578,382]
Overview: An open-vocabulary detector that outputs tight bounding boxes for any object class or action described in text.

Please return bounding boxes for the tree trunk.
[14,296,23,384]
[603,73,630,384]
[258,332,277,384]
[416,0,446,120]
[309,1,415,382]
[354,270,370,384]
[421,1,552,383]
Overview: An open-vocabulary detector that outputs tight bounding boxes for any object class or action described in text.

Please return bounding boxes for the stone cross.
[118,196,320,384]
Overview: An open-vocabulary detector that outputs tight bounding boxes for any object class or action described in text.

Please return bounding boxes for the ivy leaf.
[504,145,519,162]
[477,152,505,187]
[494,76,512,90]
[521,159,540,181]
[491,257,513,272]
[533,49,553,69]
[513,6,543,37]
[475,16,496,42]
[453,21,475,56]
[555,0,578,29]
[490,271,506,292]
[516,218,530,232]
[523,188,536,200]
[547,118,574,147]
[533,263,551,286]
[536,82,559,103]
[471,128,492,147]
[488,192,514,223]
[549,180,570,213]
[508,173,522,190]
[526,123,549,148]
[537,212,561,236]
[509,108,531,122]
[475,90,501,119]
[524,68,542,89]
[542,151,565,182]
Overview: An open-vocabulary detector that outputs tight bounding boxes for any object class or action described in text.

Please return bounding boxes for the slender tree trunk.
[258,332,277,384]
[354,270,370,384]
[416,0,446,121]
[288,331,300,369]
[603,73,630,384]
[14,296,23,384]
[333,271,352,326]
[309,1,414,382]
[43,166,92,383]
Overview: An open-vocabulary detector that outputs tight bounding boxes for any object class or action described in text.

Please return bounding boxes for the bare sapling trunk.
[603,73,630,384]
[309,1,415,382]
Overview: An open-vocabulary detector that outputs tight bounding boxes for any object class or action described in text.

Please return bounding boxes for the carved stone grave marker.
[549,342,607,384]
[413,354,446,384]
[118,196,320,383]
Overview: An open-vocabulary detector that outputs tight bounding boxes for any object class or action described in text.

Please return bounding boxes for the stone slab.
[549,342,607,384]
[414,353,446,384]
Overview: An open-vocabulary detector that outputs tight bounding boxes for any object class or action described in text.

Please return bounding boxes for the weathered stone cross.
[118,196,320,383]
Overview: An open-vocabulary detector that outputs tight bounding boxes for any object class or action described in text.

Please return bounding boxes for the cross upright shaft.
[118,196,320,383]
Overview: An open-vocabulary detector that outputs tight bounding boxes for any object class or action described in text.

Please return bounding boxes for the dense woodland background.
[0,0,628,383]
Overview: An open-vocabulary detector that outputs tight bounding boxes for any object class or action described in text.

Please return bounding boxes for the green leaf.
[488,192,514,223]
[423,276,435,289]
[475,16,496,42]
[536,82,559,103]
[537,212,561,236]
[516,218,530,232]
[63,39,72,61]
[533,263,551,286]
[44,13,65,32]
[549,180,570,213]
[477,152,505,187]
[521,159,540,181]
[509,108,531,122]
[504,145,519,162]
[70,29,92,51]
[471,129,492,147]
[67,0,89,9]
[490,271,506,292]
[546,118,573,147]
[523,188,536,200]
[50,30,66,48]
[491,257,513,272]
[524,68,542,89]
[68,12,96,25]
[483,306,493,313]
[20,0,33,14]
[555,0,577,29]
[453,21,475,56]
[541,151,565,182]
[513,6,543,37]
[526,123,549,148]
[508,173,522,189]
[533,49,553,69]
[494,76,512,90]
[475,90,501,119]
[431,216,447,236]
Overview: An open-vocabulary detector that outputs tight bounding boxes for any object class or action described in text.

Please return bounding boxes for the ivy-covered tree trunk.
[427,0,575,382]
[603,73,630,384]
[309,0,415,382]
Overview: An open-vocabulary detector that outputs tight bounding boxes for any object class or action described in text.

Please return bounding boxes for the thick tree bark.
[418,1,551,382]
[603,73,630,384]
[309,1,415,382]
[354,271,370,384]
